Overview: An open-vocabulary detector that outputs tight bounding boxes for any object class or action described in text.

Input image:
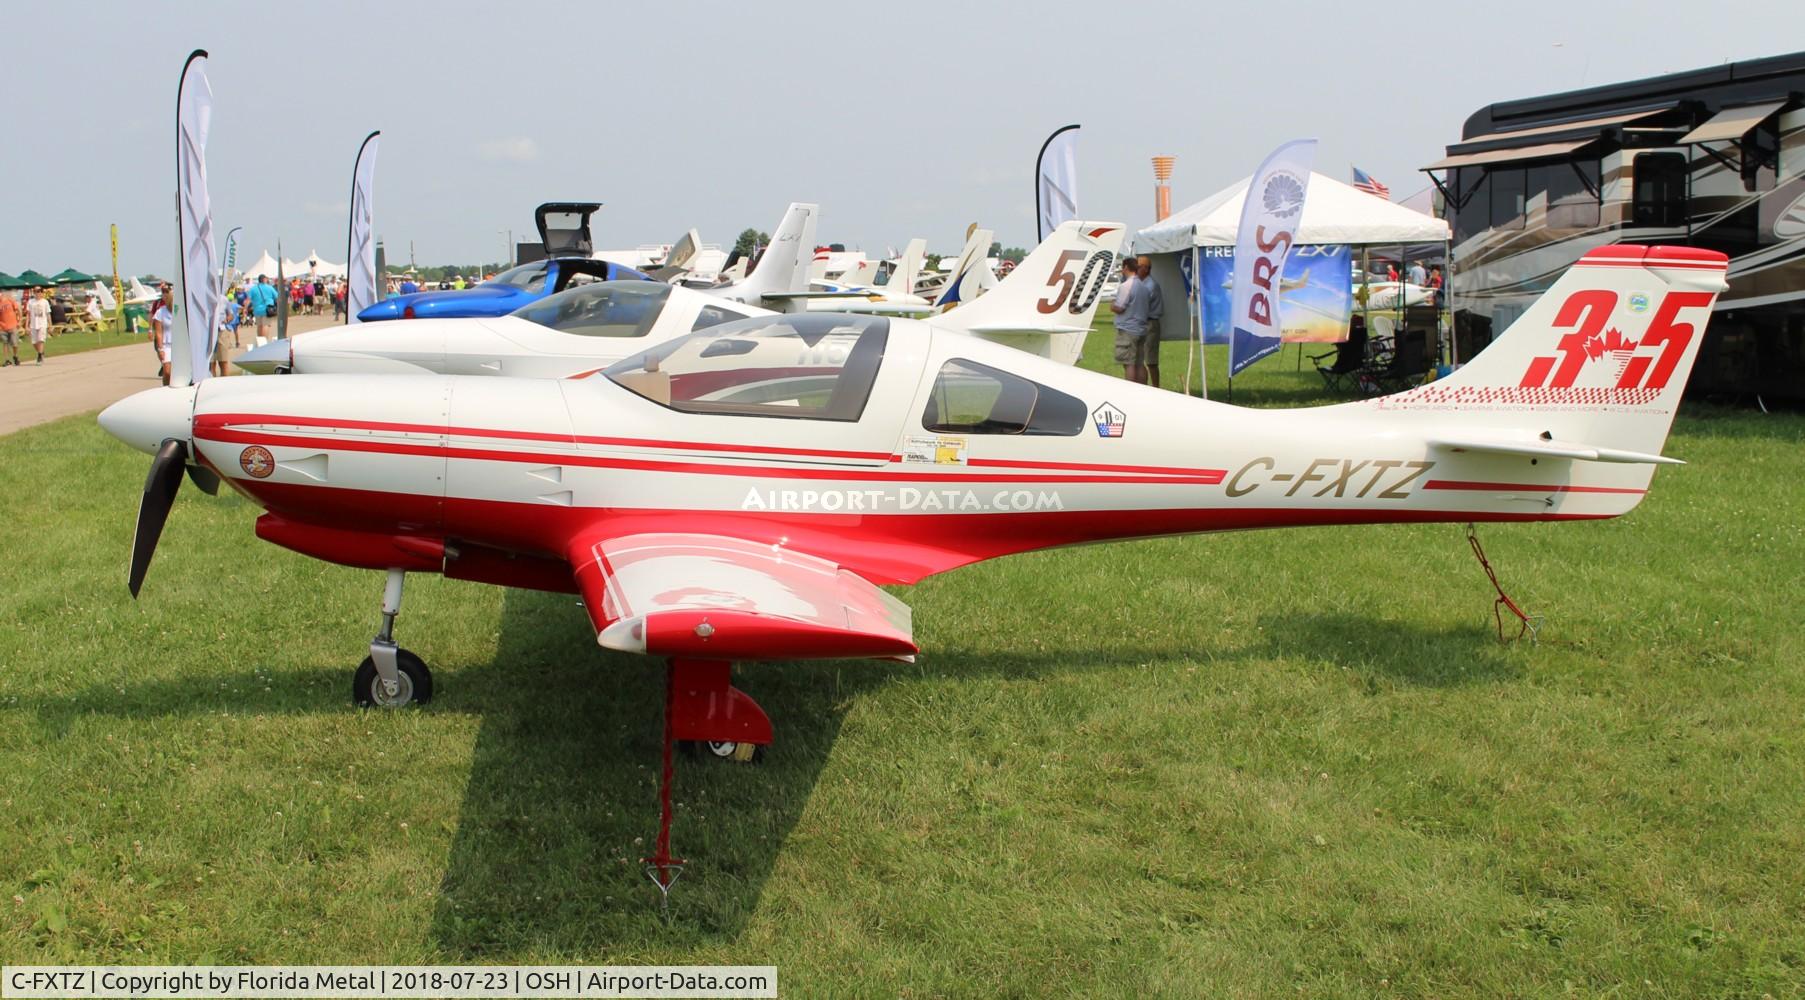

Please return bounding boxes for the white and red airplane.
[236,220,1124,377]
[101,243,1725,884]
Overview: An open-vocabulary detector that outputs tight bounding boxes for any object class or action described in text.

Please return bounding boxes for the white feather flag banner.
[346,130,381,322]
[174,49,220,384]
[1036,124,1080,242]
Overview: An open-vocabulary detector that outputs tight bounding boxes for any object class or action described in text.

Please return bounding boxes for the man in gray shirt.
[1137,255,1163,389]
[1110,257,1153,384]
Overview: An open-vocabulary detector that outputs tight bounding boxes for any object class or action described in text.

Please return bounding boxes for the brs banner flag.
[1228,139,1316,376]
[1194,243,1352,345]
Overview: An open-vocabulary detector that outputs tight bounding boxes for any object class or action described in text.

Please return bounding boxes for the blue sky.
[0,0,1792,275]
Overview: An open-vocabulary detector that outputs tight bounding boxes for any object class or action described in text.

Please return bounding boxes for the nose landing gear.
[353,569,433,708]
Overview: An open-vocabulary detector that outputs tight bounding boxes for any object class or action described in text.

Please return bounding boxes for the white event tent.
[1133,171,1452,358]
[242,249,346,280]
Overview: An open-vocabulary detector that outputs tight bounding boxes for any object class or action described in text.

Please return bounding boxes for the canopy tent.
[1134,171,1449,252]
[52,267,97,284]
[1134,171,1455,386]
[0,273,23,289]
[300,250,345,278]
[15,269,53,287]
[242,251,281,280]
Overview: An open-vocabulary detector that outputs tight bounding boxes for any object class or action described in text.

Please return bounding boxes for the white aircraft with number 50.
[101,244,1724,869]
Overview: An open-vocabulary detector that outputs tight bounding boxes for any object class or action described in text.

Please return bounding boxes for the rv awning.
[1424,140,1595,171]
[1681,100,1788,144]
[1455,109,1665,149]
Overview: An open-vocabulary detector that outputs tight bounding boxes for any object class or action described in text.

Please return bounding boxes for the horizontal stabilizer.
[1429,434,1683,465]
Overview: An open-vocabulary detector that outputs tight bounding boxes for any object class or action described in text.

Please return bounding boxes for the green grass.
[24,314,149,361]
[1,327,1803,996]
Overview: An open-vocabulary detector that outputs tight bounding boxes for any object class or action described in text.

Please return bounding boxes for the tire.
[352,648,433,708]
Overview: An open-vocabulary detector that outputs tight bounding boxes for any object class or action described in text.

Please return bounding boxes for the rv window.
[1489,168,1526,230]
[1742,119,1778,192]
[1542,160,1601,229]
[1633,153,1688,227]
[921,359,1086,436]
[1453,169,1491,240]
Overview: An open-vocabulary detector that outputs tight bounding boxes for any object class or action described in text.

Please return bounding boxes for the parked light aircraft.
[108,240,1723,725]
[806,238,933,316]
[237,220,1126,376]
[100,244,1722,885]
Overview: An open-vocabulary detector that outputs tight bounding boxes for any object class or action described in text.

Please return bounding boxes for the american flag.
[1350,166,1391,200]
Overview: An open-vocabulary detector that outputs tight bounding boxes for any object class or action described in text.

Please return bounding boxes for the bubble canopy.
[604,314,890,422]
[509,280,675,338]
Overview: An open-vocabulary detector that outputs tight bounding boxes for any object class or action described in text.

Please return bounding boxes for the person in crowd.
[0,290,21,367]
[1136,256,1163,389]
[84,292,104,326]
[1110,256,1153,385]
[151,285,175,385]
[399,275,418,295]
[331,279,346,320]
[26,288,52,365]
[1407,260,1427,286]
[1386,262,1399,282]
[247,275,278,342]
[47,290,68,333]
[1426,264,1445,306]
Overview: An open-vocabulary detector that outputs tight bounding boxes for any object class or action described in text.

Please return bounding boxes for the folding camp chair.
[1311,318,1369,392]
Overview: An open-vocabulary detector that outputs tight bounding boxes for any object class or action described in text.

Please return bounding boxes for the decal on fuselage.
[1223,457,1435,500]
[901,435,968,466]
[740,486,1064,513]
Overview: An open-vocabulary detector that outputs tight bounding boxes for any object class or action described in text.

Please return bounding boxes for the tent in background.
[1132,171,1451,371]
[301,250,346,278]
[242,251,281,280]
[1135,171,1449,252]
[52,267,97,284]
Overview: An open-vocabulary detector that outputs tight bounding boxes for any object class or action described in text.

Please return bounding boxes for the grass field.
[2,328,1803,996]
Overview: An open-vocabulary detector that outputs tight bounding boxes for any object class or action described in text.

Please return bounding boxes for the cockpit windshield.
[487,262,550,292]
[604,314,888,422]
[509,281,674,338]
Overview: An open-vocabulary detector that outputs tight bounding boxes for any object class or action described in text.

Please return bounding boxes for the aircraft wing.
[759,291,886,301]
[567,532,916,661]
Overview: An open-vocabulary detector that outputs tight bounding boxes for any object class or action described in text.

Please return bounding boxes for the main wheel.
[703,740,763,764]
[352,648,433,708]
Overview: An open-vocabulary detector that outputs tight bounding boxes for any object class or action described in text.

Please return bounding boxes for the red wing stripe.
[967,457,1226,480]
[1423,478,1646,496]
[196,426,1224,485]
[197,413,1229,480]
[198,413,892,462]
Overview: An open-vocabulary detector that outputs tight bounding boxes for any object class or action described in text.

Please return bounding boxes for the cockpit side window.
[606,314,889,422]
[488,261,549,292]
[691,305,742,331]
[922,358,1086,436]
[510,281,674,338]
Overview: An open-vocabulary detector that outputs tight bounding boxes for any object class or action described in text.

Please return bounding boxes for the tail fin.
[930,220,1125,365]
[648,228,702,282]
[933,227,992,309]
[731,203,818,306]
[1378,244,1727,476]
[889,238,925,296]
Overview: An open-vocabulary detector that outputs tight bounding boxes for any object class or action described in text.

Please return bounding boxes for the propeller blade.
[129,438,188,598]
[186,464,221,496]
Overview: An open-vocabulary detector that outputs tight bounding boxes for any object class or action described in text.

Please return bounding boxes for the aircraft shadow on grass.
[29,589,1518,948]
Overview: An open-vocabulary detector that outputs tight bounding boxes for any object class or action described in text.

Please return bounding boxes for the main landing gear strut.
[352,569,434,708]
[643,657,772,909]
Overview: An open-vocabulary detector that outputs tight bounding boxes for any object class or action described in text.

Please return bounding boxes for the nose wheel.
[353,569,433,708]
[353,648,432,707]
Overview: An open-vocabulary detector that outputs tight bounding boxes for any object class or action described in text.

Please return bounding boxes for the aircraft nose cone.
[98,385,198,455]
[236,338,292,374]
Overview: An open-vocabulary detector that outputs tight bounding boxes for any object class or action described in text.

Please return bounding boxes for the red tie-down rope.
[1466,524,1542,645]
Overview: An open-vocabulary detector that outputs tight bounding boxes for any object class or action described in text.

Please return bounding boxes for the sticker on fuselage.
[902,435,968,466]
[1093,402,1125,438]
[239,445,275,479]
